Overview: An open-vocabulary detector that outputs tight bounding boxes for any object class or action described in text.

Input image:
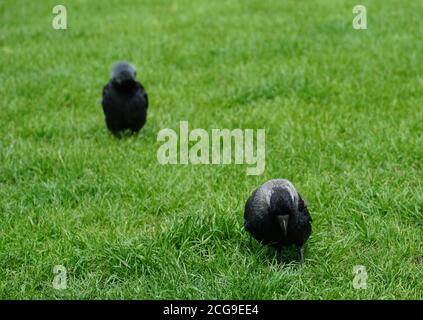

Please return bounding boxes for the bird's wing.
[136,82,148,109]
[102,83,110,98]
[102,83,112,112]
[298,193,312,222]
[143,88,149,109]
[304,207,312,222]
[244,194,253,220]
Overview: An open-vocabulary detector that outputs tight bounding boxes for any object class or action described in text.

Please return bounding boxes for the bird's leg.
[111,131,122,139]
[297,246,305,264]
[276,247,284,264]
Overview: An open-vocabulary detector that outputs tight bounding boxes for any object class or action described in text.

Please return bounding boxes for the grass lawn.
[0,0,422,299]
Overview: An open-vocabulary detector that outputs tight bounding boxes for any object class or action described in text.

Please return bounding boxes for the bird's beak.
[116,72,132,84]
[276,215,289,237]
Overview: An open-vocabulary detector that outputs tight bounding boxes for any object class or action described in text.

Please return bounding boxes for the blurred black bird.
[102,61,148,136]
[244,179,312,263]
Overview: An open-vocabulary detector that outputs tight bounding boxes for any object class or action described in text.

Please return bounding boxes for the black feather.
[101,62,148,136]
[244,179,312,263]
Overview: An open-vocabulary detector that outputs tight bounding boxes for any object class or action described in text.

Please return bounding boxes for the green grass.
[1,0,422,299]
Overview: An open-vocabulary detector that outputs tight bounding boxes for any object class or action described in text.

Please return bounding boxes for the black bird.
[102,61,148,136]
[244,179,312,263]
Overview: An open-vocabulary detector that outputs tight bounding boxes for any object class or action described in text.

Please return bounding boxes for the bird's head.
[111,61,137,85]
[270,187,307,237]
